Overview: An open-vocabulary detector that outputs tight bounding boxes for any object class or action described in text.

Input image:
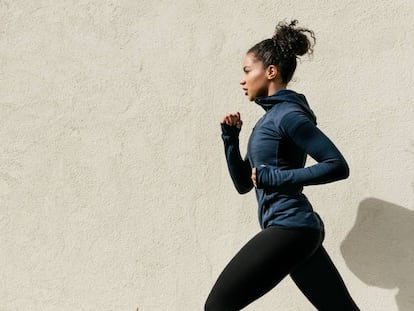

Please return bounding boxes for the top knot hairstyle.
[247,20,316,84]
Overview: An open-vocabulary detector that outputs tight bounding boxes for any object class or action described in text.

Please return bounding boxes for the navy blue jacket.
[221,89,349,229]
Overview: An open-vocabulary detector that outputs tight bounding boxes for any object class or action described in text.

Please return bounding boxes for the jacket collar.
[254,89,292,111]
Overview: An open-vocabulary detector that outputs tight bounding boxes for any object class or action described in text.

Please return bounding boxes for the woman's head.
[240,20,315,101]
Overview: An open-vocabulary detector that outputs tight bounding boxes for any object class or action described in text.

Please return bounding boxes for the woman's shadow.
[341,197,414,311]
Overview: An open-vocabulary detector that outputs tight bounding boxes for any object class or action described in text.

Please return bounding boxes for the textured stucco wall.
[1,1,414,310]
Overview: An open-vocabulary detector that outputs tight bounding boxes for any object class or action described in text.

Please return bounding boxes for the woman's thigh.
[205,226,321,311]
[290,245,360,311]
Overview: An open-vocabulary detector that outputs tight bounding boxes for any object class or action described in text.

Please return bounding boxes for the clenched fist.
[220,112,243,129]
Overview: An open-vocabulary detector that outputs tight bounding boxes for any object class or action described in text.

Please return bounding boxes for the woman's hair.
[247,20,316,84]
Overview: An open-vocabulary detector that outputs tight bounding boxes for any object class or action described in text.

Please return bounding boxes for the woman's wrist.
[221,123,241,137]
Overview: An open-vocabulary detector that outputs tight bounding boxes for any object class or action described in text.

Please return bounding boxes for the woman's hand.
[221,112,243,129]
[251,167,257,188]
[252,165,267,188]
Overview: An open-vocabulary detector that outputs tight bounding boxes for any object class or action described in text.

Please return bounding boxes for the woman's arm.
[255,111,349,189]
[221,118,254,194]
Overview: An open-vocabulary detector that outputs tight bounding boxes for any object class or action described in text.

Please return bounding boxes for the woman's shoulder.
[263,105,317,135]
[266,101,313,122]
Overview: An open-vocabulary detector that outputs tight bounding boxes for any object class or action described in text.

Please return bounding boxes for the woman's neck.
[268,82,287,96]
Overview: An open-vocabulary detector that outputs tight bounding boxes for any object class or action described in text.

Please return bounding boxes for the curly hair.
[247,20,316,84]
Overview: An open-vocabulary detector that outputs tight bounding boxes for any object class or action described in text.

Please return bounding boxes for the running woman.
[205,20,360,311]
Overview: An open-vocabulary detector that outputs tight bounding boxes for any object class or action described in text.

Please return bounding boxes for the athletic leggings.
[204,226,360,311]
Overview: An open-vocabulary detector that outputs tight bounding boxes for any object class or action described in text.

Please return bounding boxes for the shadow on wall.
[341,198,414,311]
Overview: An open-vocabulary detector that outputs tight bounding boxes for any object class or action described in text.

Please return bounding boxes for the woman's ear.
[266,65,278,80]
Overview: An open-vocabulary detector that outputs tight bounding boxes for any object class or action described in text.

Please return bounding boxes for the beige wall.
[1,1,414,310]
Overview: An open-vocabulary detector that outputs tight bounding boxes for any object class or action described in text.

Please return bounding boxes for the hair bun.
[272,20,315,58]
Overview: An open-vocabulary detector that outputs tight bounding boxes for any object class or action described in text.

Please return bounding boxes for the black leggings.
[205,226,359,311]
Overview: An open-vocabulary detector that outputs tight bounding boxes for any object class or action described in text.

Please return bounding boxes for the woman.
[205,20,360,311]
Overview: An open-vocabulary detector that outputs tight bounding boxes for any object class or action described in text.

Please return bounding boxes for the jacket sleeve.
[221,123,254,194]
[256,111,349,189]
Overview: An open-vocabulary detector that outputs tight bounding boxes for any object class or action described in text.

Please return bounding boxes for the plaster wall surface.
[1,1,413,310]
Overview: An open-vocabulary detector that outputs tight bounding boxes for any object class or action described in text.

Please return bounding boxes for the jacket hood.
[254,89,317,124]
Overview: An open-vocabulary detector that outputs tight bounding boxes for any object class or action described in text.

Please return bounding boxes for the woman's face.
[240,52,269,101]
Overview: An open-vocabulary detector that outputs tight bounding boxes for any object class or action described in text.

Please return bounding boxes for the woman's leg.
[204,226,321,311]
[290,245,360,311]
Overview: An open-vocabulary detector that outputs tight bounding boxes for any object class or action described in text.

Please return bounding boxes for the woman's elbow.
[336,160,350,180]
[234,181,253,194]
[235,185,252,194]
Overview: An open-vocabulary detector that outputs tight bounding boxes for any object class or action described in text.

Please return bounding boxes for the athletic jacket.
[221,89,349,229]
